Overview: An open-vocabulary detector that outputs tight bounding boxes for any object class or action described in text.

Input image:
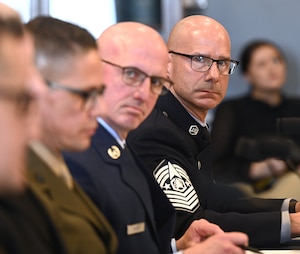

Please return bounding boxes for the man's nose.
[133,77,152,100]
[206,62,220,81]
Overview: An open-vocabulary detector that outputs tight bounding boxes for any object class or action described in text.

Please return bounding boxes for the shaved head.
[98,21,168,69]
[168,15,231,54]
[166,15,233,121]
[96,21,169,138]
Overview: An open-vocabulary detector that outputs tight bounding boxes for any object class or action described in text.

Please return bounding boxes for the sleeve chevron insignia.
[153,159,200,213]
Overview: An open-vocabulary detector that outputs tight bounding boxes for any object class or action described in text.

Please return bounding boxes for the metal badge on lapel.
[189,125,199,135]
[107,145,121,159]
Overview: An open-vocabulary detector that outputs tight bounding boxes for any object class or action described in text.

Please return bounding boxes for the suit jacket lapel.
[27,148,108,230]
[92,125,158,241]
[157,92,211,148]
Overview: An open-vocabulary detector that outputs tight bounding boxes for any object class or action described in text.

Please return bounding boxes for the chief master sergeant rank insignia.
[153,159,200,213]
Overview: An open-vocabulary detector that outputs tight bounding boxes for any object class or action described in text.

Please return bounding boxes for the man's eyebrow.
[190,53,231,59]
[190,52,231,60]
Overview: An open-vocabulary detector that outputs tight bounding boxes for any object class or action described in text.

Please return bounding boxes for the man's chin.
[67,140,91,152]
[126,124,142,135]
[77,142,91,152]
[198,100,219,110]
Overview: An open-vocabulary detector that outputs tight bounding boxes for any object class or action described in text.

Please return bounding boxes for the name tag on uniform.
[127,222,145,235]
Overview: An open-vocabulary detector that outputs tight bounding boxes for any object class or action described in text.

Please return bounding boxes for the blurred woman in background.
[211,39,300,199]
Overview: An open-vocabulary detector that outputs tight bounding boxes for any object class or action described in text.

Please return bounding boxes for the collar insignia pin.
[107,145,121,159]
[189,125,199,135]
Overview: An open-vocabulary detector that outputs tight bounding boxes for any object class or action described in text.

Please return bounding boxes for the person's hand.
[295,202,300,213]
[267,158,287,176]
[290,212,300,237]
[176,219,224,250]
[249,158,287,179]
[182,232,248,254]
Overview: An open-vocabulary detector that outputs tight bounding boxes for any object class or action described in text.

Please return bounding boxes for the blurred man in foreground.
[0,4,67,253]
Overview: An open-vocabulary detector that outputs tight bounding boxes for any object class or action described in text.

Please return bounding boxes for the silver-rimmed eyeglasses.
[169,50,239,75]
[101,59,173,96]
[46,80,106,111]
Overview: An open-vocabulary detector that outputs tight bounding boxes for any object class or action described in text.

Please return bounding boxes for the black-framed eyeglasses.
[46,80,106,111]
[101,59,173,96]
[0,88,35,115]
[169,50,239,76]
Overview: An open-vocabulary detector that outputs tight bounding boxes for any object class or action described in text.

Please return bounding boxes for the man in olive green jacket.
[25,16,117,254]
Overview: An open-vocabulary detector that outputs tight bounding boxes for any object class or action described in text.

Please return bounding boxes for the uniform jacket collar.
[27,147,109,231]
[156,92,210,145]
[92,124,160,243]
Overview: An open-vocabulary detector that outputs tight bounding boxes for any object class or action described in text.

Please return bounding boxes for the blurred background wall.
[4,0,300,99]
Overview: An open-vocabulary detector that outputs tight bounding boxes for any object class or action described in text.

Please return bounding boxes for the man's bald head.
[168,15,231,53]
[97,21,168,65]
[96,21,170,138]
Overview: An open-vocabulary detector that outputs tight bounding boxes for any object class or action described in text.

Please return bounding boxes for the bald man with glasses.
[127,14,300,249]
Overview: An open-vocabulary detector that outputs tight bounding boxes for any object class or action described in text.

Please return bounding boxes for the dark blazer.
[64,124,175,254]
[27,147,117,254]
[211,95,300,185]
[0,189,66,254]
[128,92,287,248]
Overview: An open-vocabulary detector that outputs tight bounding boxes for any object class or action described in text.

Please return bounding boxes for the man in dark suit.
[25,16,117,254]
[0,5,66,254]
[64,21,248,254]
[127,15,300,248]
